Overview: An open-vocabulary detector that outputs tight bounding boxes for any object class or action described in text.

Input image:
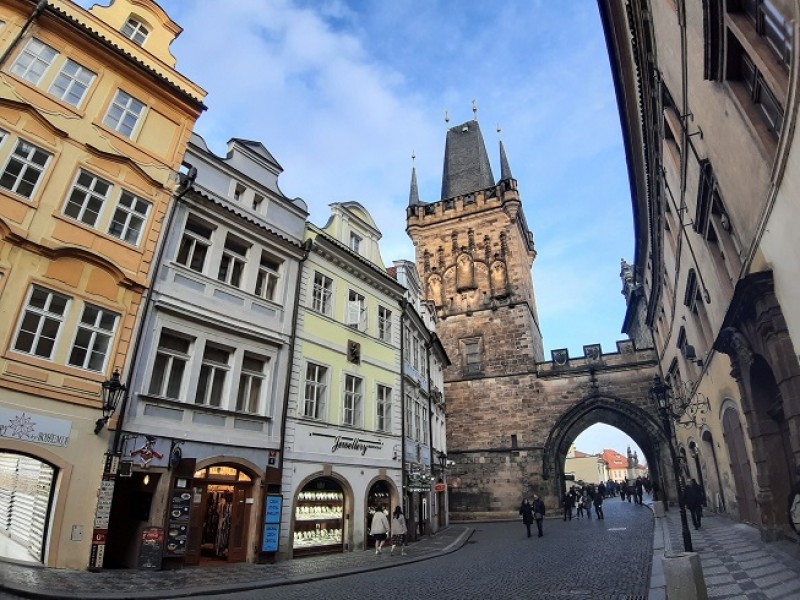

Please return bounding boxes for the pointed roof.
[440,120,494,200]
[409,165,422,206]
[499,139,513,181]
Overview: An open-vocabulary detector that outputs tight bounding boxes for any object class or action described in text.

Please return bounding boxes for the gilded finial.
[444,109,449,124]
[472,99,477,119]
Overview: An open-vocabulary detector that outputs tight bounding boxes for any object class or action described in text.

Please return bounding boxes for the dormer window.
[349,232,362,254]
[121,17,149,46]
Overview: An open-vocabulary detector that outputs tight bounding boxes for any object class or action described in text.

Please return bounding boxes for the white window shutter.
[347,301,360,326]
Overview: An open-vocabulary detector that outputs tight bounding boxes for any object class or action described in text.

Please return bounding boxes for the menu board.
[265,495,282,524]
[262,524,279,552]
[169,491,192,522]
[138,527,163,569]
[164,523,188,556]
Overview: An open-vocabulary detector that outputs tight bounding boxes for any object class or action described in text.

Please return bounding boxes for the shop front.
[0,452,56,563]
[366,479,392,549]
[292,477,345,557]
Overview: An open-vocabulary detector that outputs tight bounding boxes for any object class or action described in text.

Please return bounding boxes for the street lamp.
[649,374,693,552]
[94,369,127,434]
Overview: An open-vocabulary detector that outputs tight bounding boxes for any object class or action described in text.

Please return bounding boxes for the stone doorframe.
[714,270,800,539]
[541,394,670,501]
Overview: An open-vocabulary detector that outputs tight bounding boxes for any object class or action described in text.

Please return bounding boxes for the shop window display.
[293,478,344,556]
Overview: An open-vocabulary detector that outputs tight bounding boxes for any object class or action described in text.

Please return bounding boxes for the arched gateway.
[406,118,675,518]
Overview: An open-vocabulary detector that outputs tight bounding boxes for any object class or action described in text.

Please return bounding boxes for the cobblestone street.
[204,499,653,600]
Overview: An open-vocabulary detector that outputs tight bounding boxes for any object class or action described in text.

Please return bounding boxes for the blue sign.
[262,523,279,552]
[265,495,282,524]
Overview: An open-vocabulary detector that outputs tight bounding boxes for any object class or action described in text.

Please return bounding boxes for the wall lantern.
[94,368,127,434]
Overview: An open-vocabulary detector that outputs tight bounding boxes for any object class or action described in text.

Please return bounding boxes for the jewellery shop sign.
[308,431,383,456]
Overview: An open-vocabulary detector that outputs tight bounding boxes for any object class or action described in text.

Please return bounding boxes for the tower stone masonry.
[406,118,667,519]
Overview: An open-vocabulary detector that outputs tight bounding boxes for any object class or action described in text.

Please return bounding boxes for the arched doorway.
[366,480,391,550]
[748,356,793,529]
[0,452,56,563]
[722,405,758,523]
[293,477,345,557]
[700,429,725,512]
[185,464,255,564]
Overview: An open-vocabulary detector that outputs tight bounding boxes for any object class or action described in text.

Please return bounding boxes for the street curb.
[1,527,475,600]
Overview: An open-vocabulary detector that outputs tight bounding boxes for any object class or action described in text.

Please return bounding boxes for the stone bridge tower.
[407,119,671,518]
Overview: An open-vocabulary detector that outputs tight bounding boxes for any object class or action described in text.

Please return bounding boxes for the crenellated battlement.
[406,178,520,229]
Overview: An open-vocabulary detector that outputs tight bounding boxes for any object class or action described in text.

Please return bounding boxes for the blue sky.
[81,1,643,458]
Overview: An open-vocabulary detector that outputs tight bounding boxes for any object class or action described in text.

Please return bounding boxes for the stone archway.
[541,394,670,504]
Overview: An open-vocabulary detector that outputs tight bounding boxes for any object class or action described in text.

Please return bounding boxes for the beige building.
[0,0,204,567]
[600,0,800,541]
[563,446,608,487]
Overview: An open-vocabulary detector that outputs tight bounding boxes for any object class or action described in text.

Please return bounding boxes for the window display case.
[293,488,344,556]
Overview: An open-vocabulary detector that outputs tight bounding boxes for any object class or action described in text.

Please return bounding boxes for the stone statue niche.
[427,274,443,307]
[490,260,509,298]
[456,253,476,291]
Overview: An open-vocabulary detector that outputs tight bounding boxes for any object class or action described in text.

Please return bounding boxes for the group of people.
[369,506,408,555]
[560,483,606,521]
[518,495,546,537]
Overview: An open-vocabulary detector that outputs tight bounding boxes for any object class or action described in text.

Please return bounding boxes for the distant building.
[564,445,608,486]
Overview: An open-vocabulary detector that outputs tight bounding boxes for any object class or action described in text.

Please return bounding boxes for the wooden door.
[722,408,759,523]
[183,485,207,566]
[227,485,251,562]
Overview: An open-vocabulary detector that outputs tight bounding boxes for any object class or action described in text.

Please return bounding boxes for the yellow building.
[281,202,405,559]
[0,0,204,567]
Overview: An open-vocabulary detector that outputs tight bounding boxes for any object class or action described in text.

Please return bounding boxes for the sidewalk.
[0,526,474,600]
[649,505,800,599]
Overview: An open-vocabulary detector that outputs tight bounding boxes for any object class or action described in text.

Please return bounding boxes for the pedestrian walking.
[389,506,408,555]
[593,490,604,519]
[370,506,390,554]
[684,478,706,529]
[519,499,534,538]
[562,493,573,521]
[533,495,546,537]
[635,477,644,505]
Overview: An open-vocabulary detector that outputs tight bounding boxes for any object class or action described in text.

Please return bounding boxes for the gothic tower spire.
[499,139,513,181]
[409,153,422,206]
[440,120,494,200]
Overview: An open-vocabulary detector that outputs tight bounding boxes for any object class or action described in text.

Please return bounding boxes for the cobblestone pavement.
[0,500,654,600]
[650,506,800,600]
[201,499,654,600]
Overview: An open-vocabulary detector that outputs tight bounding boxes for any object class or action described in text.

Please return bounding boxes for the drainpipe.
[276,237,313,486]
[111,167,196,454]
[425,339,434,534]
[0,0,47,68]
[399,298,407,514]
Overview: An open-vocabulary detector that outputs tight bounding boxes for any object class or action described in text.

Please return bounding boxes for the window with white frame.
[403,325,411,361]
[10,38,57,85]
[103,89,145,138]
[48,59,96,108]
[176,217,213,272]
[120,17,149,46]
[68,304,118,371]
[107,190,150,245]
[349,232,361,254]
[255,252,281,301]
[413,401,422,442]
[303,362,327,419]
[405,394,413,438]
[195,344,231,407]
[13,286,69,359]
[148,330,191,399]
[236,353,267,413]
[312,272,333,315]
[346,289,367,331]
[0,138,51,199]
[217,234,249,288]
[63,169,112,227]
[421,404,429,445]
[378,306,392,342]
[232,183,246,202]
[376,385,391,432]
[343,374,362,427]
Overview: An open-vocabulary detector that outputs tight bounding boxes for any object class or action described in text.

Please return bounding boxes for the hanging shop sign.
[434,483,446,493]
[0,408,71,447]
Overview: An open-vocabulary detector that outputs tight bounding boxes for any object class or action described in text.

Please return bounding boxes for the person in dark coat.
[532,495,546,537]
[593,490,604,519]
[519,499,534,537]
[684,479,706,529]
[561,493,573,521]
